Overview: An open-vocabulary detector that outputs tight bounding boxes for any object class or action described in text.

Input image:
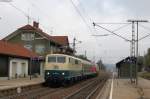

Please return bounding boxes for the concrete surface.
[97,77,150,99]
[0,77,44,90]
[138,77,150,99]
[112,78,139,99]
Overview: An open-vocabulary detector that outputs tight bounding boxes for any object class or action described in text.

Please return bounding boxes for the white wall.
[40,62,44,77]
[9,58,28,79]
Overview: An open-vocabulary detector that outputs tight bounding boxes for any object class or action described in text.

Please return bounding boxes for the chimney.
[33,21,39,28]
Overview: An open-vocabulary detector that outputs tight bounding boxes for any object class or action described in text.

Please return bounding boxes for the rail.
[64,77,107,99]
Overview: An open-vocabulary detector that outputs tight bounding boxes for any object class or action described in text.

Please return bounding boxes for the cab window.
[75,60,79,64]
[48,56,56,62]
[57,56,66,63]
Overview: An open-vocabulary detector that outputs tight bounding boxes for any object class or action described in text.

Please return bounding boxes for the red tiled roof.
[52,36,69,46]
[0,40,37,58]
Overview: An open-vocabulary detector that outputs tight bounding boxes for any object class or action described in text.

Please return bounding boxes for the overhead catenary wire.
[8,2,53,34]
[139,24,150,31]
[69,0,93,33]
[95,22,130,24]
[93,23,132,36]
[112,23,131,32]
[76,0,93,23]
[69,0,100,62]
[25,0,52,23]
[8,2,29,18]
[138,24,150,41]
[69,0,100,42]
[75,0,109,42]
[93,22,131,42]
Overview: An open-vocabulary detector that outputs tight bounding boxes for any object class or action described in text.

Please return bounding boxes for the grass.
[139,72,150,80]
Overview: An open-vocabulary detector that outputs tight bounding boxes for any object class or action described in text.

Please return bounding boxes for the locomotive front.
[44,54,69,86]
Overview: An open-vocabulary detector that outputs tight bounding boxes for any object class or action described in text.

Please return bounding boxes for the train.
[44,54,98,86]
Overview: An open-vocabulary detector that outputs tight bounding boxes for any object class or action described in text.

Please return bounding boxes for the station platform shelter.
[116,57,136,78]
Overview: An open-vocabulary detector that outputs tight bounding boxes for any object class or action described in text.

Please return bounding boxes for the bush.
[140,72,150,80]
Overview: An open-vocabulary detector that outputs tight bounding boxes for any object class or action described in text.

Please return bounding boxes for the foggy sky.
[0,0,150,64]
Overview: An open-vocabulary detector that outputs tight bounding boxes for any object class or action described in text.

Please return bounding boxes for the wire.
[112,23,131,32]
[25,0,51,22]
[138,24,150,41]
[69,0,93,33]
[139,33,150,41]
[8,1,54,35]
[76,0,93,23]
[93,22,131,42]
[8,2,37,23]
[8,2,28,18]
[95,22,130,24]
[69,0,101,45]
[139,24,150,31]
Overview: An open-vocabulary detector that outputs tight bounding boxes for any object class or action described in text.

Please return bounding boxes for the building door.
[12,62,17,78]
[21,63,26,77]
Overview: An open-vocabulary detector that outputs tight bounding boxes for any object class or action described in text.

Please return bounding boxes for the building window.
[21,33,34,41]
[24,44,32,50]
[35,45,45,54]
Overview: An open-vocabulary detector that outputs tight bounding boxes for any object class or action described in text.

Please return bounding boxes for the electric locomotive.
[44,54,98,86]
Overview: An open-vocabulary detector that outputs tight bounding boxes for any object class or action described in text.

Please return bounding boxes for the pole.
[127,19,148,85]
[85,50,87,58]
[136,22,139,85]
[30,57,32,80]
[130,21,135,83]
[73,37,76,54]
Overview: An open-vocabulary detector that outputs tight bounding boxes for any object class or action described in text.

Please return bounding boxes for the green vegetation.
[97,59,106,71]
[76,55,88,60]
[144,48,150,71]
[139,72,150,80]
[137,56,144,72]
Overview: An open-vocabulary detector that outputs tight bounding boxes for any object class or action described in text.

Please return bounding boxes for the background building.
[116,57,136,78]
[0,40,38,80]
[2,21,74,77]
[2,21,73,57]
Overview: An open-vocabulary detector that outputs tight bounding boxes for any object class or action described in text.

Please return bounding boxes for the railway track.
[64,77,107,99]
[39,77,98,99]
[0,73,109,99]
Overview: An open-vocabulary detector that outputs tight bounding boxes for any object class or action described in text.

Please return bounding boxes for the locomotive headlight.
[62,72,65,75]
[47,72,50,75]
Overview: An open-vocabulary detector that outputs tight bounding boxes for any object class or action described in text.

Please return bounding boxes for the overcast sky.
[1,0,150,64]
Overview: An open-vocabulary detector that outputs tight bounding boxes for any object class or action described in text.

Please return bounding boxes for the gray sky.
[1,0,150,64]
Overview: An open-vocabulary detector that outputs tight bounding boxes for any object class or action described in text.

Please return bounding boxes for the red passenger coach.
[90,66,97,72]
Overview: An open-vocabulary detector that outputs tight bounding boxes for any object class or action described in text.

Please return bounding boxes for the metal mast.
[128,19,148,85]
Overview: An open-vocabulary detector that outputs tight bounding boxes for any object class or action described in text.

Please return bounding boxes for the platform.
[0,77,44,91]
[97,77,150,99]
[112,78,139,99]
[138,77,150,98]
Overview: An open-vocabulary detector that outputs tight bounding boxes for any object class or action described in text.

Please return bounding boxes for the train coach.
[44,54,98,86]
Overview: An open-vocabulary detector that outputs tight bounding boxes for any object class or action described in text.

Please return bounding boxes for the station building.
[2,21,74,78]
[0,40,39,80]
[2,21,73,56]
[116,57,136,78]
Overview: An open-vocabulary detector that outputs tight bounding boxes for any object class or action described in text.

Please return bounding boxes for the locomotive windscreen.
[48,56,66,63]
